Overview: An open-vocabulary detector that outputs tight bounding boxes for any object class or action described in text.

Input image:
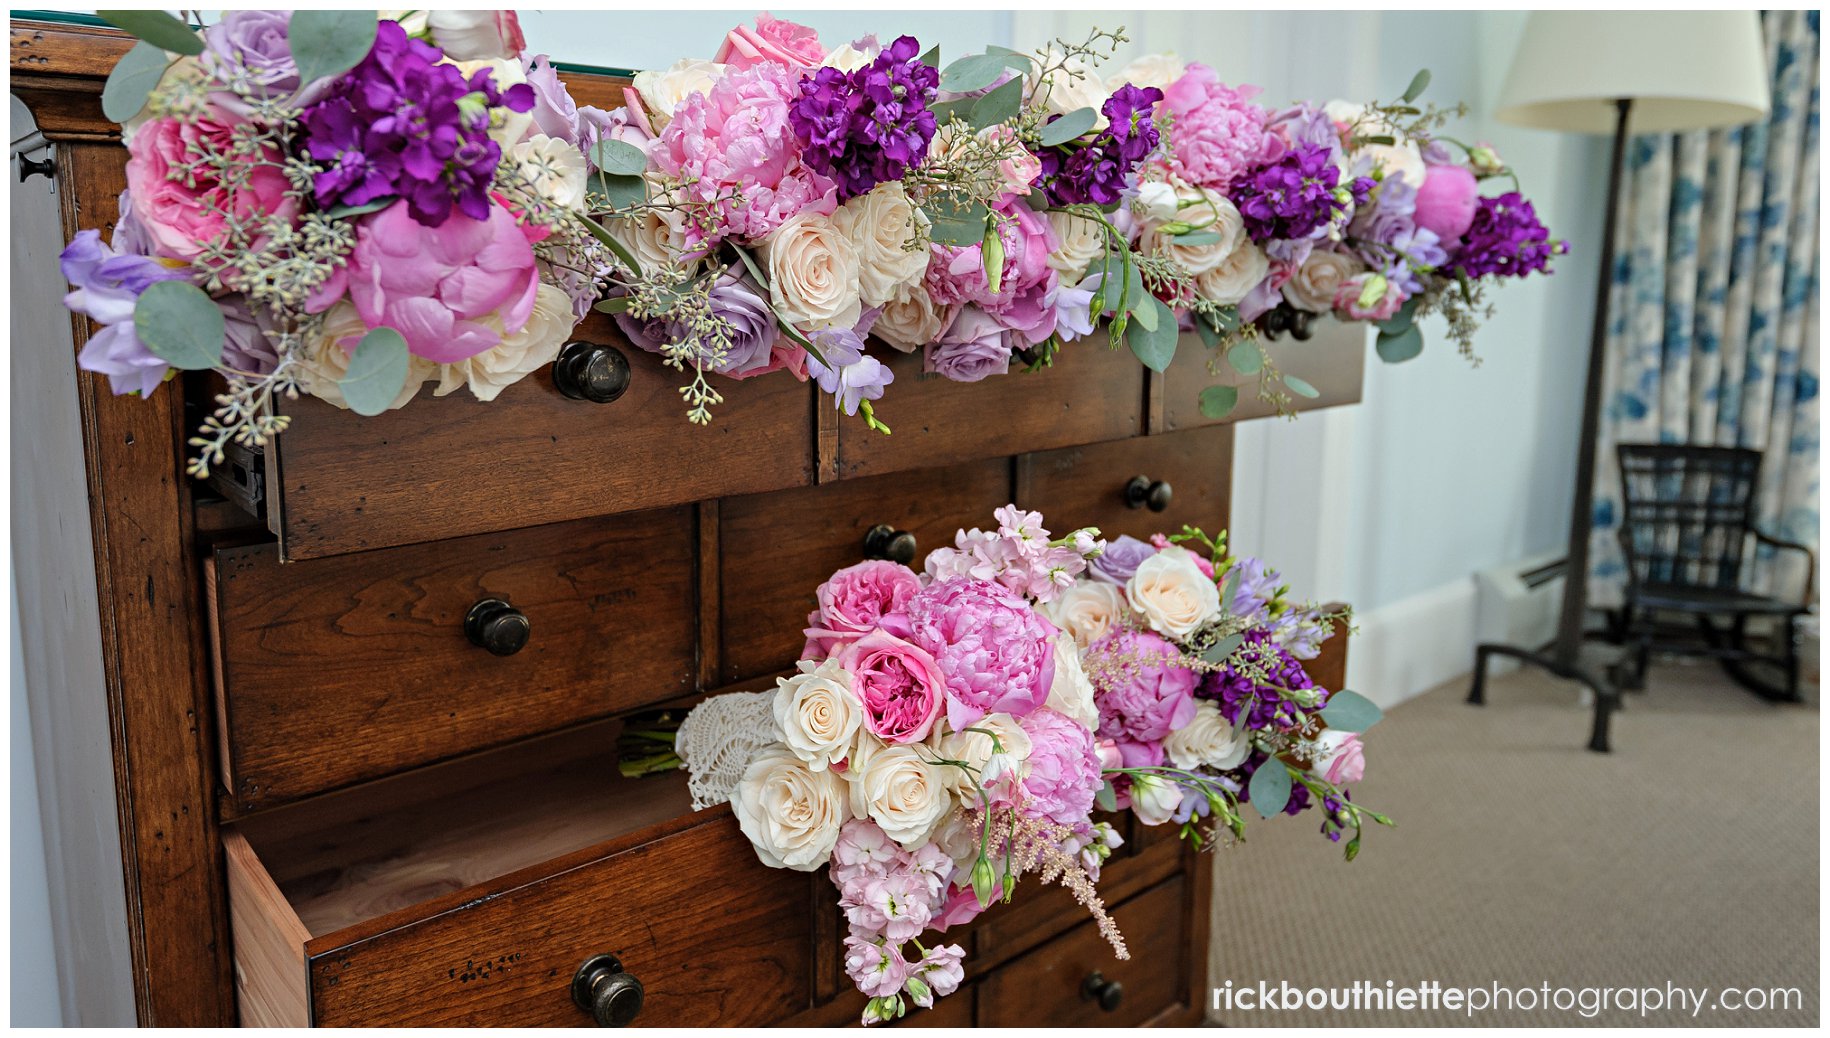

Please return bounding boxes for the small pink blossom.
[1334,271,1405,322]
[842,936,911,999]
[911,944,966,1006]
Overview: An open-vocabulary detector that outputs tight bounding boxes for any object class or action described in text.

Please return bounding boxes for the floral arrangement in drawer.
[64,9,1562,477]
[622,506,1391,1024]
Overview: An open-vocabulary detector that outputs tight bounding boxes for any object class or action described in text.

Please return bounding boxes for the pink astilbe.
[955,806,1129,960]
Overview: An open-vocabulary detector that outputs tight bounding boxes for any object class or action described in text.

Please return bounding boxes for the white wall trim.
[1345,577,1478,711]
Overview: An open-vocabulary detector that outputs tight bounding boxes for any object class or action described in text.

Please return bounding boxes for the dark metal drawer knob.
[1124,475,1173,512]
[464,598,529,657]
[1082,970,1123,1012]
[553,340,632,403]
[572,954,644,1027]
[18,154,54,183]
[863,524,917,566]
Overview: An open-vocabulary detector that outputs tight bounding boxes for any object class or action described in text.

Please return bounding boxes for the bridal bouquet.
[629,507,1391,1023]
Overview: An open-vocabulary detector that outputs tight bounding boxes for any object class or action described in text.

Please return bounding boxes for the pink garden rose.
[1159,64,1272,191]
[1413,164,1479,242]
[1333,271,1405,322]
[1090,629,1199,767]
[125,113,298,264]
[906,578,1058,730]
[715,13,825,71]
[1018,707,1103,826]
[653,62,838,243]
[1316,731,1367,785]
[803,560,923,659]
[930,878,998,931]
[328,200,540,363]
[841,631,946,744]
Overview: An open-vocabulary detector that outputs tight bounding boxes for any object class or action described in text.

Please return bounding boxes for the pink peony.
[1413,164,1479,242]
[653,62,837,243]
[1159,64,1273,191]
[803,560,922,659]
[1090,629,1199,766]
[1018,708,1103,826]
[841,631,946,744]
[715,13,826,71]
[906,578,1058,731]
[125,113,298,265]
[331,200,540,363]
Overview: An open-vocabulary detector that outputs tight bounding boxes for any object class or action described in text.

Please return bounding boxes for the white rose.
[831,183,930,308]
[731,747,851,871]
[450,58,532,146]
[1032,51,1109,130]
[873,281,952,353]
[1282,249,1365,313]
[764,212,863,331]
[1195,240,1270,306]
[1164,699,1250,772]
[928,804,982,877]
[622,189,687,273]
[846,739,952,848]
[509,134,588,211]
[1043,633,1100,729]
[432,283,573,403]
[1135,179,1244,277]
[772,658,863,772]
[1108,52,1187,94]
[822,38,881,73]
[935,713,1032,796]
[1361,141,1425,189]
[1046,210,1108,282]
[630,58,726,133]
[1129,773,1183,826]
[1043,582,1126,650]
[1126,547,1221,638]
[1133,181,1179,224]
[427,10,523,60]
[296,303,434,411]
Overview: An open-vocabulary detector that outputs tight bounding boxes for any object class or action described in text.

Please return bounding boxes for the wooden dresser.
[11,17,1363,1027]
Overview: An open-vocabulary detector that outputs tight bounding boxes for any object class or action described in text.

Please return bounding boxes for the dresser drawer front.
[208,511,696,808]
[835,343,1143,480]
[268,319,815,561]
[716,458,1014,684]
[1160,322,1365,431]
[980,875,1191,1027]
[308,819,812,1027]
[1017,425,1233,543]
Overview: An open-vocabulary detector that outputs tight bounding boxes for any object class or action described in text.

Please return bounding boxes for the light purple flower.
[61,229,192,396]
[1050,273,1101,342]
[924,307,1011,383]
[522,54,580,145]
[804,322,895,415]
[202,10,331,116]
[1089,535,1155,585]
[218,295,278,375]
[615,266,783,378]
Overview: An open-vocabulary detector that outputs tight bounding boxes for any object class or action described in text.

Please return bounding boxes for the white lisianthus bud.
[1133,181,1179,224]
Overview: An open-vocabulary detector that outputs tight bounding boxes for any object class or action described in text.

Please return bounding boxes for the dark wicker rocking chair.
[1610,444,1816,702]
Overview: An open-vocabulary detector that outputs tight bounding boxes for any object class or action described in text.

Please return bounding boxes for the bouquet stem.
[616,713,686,779]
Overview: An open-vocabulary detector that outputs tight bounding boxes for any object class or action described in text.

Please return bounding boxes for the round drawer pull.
[1082,970,1123,1012]
[553,340,632,404]
[464,599,529,657]
[572,954,644,1027]
[1123,475,1173,513]
[863,524,918,566]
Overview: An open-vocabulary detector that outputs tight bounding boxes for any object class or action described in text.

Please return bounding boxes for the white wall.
[518,9,1015,71]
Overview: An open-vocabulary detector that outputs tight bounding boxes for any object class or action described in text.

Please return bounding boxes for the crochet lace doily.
[675,690,777,811]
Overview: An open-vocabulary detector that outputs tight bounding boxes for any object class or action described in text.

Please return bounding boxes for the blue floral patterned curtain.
[1589,10,1820,607]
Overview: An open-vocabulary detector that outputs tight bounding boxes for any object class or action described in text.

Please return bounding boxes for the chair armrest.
[1753,529,1816,606]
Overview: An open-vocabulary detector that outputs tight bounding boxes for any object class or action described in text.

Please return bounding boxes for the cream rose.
[1129,772,1183,826]
[1107,52,1187,94]
[935,712,1033,796]
[1043,633,1100,729]
[772,658,864,772]
[1195,241,1270,306]
[846,739,952,848]
[764,212,863,331]
[509,134,588,211]
[629,58,726,133]
[1282,249,1365,312]
[296,302,434,411]
[1126,546,1221,638]
[1033,52,1110,131]
[731,747,851,871]
[432,283,574,403]
[1135,179,1244,277]
[822,39,880,73]
[1164,699,1250,771]
[1043,581,1126,649]
[831,183,930,308]
[874,281,953,353]
[621,188,687,274]
[1046,209,1108,282]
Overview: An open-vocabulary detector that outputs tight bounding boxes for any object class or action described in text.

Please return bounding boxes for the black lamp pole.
[1468,97,1634,753]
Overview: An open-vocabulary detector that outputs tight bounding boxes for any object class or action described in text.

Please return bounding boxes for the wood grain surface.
[1017,424,1235,543]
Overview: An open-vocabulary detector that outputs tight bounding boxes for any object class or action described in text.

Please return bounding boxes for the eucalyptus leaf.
[324,196,397,221]
[970,77,1023,129]
[338,327,411,417]
[1401,68,1432,103]
[132,281,224,370]
[923,196,989,246]
[728,242,771,288]
[1126,297,1179,373]
[98,10,202,55]
[1171,230,1224,246]
[1036,107,1097,147]
[983,45,1035,70]
[918,44,940,69]
[1227,339,1263,375]
[1375,324,1425,364]
[591,139,649,177]
[596,173,647,210]
[1219,565,1242,612]
[288,10,378,86]
[1378,296,1420,335]
[1095,780,1118,813]
[593,296,633,314]
[1194,313,1221,350]
[939,52,1008,93]
[1248,761,1292,820]
[101,41,171,124]
[1198,384,1238,419]
[1129,291,1159,333]
[926,97,975,126]
[579,216,643,277]
[1200,632,1245,664]
[1211,307,1241,332]
[1319,689,1385,732]
[1284,374,1321,399]
[1359,134,1396,146]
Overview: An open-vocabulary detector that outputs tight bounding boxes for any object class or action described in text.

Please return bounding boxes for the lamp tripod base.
[1468,642,1619,753]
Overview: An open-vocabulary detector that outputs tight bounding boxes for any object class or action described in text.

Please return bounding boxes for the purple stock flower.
[1454,192,1564,280]
[1227,557,1280,623]
[789,35,939,200]
[61,229,192,396]
[1380,223,1446,295]
[301,20,535,226]
[1229,143,1370,243]
[1039,83,1162,206]
[1199,629,1328,731]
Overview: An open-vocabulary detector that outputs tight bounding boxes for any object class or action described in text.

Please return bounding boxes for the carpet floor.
[1203,658,1819,1027]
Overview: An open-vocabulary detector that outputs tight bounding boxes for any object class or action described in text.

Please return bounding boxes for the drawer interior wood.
[1160,320,1366,431]
[207,510,696,810]
[1017,424,1234,543]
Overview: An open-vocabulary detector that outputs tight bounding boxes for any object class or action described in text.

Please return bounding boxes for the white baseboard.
[1344,578,1477,710]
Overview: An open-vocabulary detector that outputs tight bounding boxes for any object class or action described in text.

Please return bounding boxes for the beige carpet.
[1204,658,1819,1026]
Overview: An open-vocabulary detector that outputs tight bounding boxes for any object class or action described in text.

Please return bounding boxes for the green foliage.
[1283,374,1321,399]
[1375,324,1425,363]
[1226,340,1262,375]
[338,327,411,417]
[591,139,648,177]
[1401,68,1432,103]
[1036,106,1097,146]
[1198,384,1239,419]
[924,196,990,246]
[323,196,397,221]
[1126,297,1179,372]
[288,10,378,86]
[132,281,224,370]
[1248,761,1292,819]
[970,77,1023,129]
[98,10,202,54]
[1319,689,1384,732]
[1095,780,1119,813]
[938,52,1009,93]
[101,41,171,123]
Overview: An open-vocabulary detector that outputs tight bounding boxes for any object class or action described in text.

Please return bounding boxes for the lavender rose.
[1088,534,1156,585]
[521,54,581,145]
[615,266,781,378]
[202,10,331,115]
[924,307,1011,383]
